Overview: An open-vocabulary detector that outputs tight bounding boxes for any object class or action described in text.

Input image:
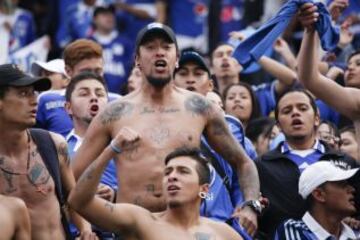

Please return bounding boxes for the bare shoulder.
[48,131,67,154]
[200,218,243,240]
[98,97,136,126]
[0,195,27,214]
[179,89,218,117]
[48,132,70,165]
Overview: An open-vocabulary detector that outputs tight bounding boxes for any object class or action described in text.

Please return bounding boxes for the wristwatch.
[241,199,263,215]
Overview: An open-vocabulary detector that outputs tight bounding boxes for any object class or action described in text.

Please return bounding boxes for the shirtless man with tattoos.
[0,64,95,240]
[72,23,260,233]
[69,129,243,240]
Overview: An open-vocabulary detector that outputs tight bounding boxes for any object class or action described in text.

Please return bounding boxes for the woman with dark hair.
[223,82,262,128]
[316,120,340,150]
[246,117,277,156]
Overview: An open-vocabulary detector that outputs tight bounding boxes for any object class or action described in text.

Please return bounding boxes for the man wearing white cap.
[275,161,360,240]
[31,59,69,90]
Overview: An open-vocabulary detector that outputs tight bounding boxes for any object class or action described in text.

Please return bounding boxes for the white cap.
[299,161,359,199]
[31,59,66,76]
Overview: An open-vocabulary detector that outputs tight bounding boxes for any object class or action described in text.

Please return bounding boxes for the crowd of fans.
[1,0,360,239]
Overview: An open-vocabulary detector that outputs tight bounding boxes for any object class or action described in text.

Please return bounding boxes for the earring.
[199,192,207,199]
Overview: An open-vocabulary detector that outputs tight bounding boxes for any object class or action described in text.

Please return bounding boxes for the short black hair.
[164,147,210,185]
[246,117,276,142]
[274,89,318,121]
[65,72,107,102]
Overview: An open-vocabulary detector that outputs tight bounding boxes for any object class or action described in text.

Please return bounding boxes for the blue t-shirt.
[168,0,208,38]
[252,81,277,116]
[90,31,134,93]
[316,99,340,125]
[56,2,95,48]
[36,90,73,137]
[116,0,156,41]
[199,115,256,238]
[220,0,245,42]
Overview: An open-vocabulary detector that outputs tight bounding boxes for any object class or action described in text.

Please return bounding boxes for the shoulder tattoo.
[100,101,133,125]
[184,95,211,116]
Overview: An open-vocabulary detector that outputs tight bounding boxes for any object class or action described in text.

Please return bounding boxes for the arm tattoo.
[57,142,70,166]
[194,232,213,240]
[185,95,211,116]
[208,118,228,136]
[100,101,133,125]
[145,184,155,193]
[105,202,114,213]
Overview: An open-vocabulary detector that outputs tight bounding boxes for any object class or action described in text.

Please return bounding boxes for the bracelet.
[110,140,122,154]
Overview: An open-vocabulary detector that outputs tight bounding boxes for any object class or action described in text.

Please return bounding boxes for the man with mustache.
[255,89,358,239]
[72,22,260,235]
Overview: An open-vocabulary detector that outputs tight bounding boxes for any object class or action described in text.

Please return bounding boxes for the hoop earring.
[199,192,207,199]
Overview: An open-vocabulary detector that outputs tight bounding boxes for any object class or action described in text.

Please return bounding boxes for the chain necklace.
[0,130,49,195]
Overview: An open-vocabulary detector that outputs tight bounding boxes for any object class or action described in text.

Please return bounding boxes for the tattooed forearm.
[208,118,228,136]
[185,95,211,116]
[100,101,133,125]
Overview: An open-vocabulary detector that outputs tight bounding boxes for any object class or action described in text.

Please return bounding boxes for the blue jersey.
[4,8,36,53]
[56,2,95,48]
[116,0,156,41]
[169,0,208,37]
[200,115,256,238]
[66,130,117,189]
[90,31,134,93]
[36,90,73,137]
[252,81,277,116]
[316,99,340,125]
[36,90,121,137]
[220,0,245,42]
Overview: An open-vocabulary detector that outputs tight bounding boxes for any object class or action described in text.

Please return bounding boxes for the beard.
[147,75,171,88]
[168,200,181,209]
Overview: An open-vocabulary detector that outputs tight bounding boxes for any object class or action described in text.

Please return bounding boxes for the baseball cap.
[0,64,51,91]
[298,161,359,199]
[176,51,211,76]
[135,22,178,52]
[31,59,66,77]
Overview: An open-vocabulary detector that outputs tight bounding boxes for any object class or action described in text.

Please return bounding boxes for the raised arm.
[71,101,120,179]
[258,55,297,95]
[68,128,149,233]
[297,3,360,119]
[155,0,167,23]
[204,100,260,236]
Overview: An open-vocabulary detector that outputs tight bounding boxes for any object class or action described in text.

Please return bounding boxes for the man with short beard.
[255,89,358,239]
[72,22,260,235]
[65,72,117,238]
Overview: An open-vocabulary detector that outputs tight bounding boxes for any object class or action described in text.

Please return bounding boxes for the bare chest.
[0,153,55,205]
[113,106,206,150]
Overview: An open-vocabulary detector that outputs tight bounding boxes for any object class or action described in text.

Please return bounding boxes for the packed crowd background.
[2,0,360,239]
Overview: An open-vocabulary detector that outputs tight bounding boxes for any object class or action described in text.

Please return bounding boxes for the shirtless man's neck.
[0,128,28,155]
[141,78,176,101]
[161,202,201,228]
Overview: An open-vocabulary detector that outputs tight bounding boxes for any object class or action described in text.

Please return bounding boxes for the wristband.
[110,140,122,154]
